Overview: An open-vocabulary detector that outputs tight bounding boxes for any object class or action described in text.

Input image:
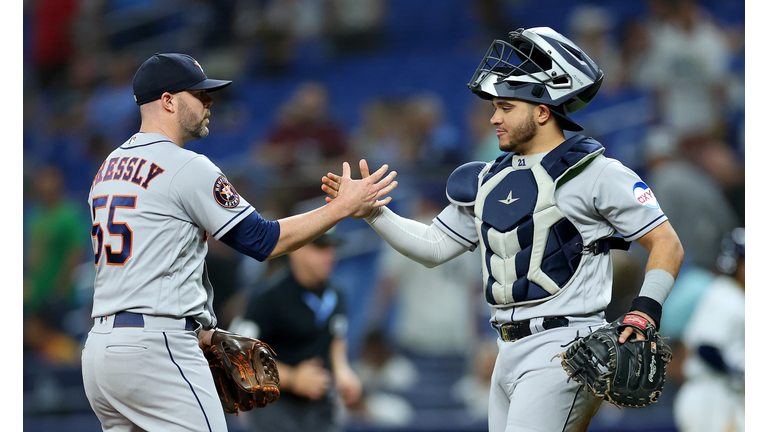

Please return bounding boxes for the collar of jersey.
[120,132,176,149]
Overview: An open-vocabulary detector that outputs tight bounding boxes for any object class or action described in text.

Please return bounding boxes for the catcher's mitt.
[204,329,280,414]
[555,313,672,408]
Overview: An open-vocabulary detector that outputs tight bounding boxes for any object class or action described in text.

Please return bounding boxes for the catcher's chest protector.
[473,136,604,307]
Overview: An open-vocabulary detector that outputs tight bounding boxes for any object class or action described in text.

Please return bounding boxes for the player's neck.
[518,128,566,155]
[139,122,187,148]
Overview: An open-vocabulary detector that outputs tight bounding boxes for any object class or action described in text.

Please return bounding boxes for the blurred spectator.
[466,97,502,163]
[23,314,82,366]
[24,165,88,328]
[567,4,623,93]
[30,0,79,89]
[235,0,326,76]
[633,0,733,138]
[367,189,484,357]
[400,91,466,176]
[325,0,386,55]
[469,0,513,45]
[254,81,354,184]
[353,328,419,394]
[681,136,745,226]
[349,97,409,170]
[82,51,141,141]
[674,228,745,432]
[349,329,418,427]
[643,128,739,270]
[229,198,361,432]
[450,338,498,422]
[617,19,652,90]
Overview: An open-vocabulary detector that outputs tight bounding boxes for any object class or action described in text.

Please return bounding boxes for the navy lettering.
[114,157,129,179]
[130,159,147,185]
[93,161,106,187]
[103,158,119,181]
[123,157,138,180]
[141,163,165,189]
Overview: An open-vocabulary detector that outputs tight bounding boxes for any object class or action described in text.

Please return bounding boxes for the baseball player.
[81,53,397,432]
[674,228,745,432]
[323,27,684,432]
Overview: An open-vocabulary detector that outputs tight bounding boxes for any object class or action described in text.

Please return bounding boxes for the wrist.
[364,206,384,224]
[629,297,662,329]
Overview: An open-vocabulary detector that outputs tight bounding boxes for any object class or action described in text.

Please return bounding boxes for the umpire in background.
[230,197,362,432]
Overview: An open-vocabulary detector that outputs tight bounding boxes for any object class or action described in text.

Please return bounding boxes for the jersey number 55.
[91,195,136,266]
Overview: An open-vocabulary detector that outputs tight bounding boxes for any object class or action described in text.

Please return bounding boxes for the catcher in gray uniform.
[323,28,684,432]
[81,53,397,432]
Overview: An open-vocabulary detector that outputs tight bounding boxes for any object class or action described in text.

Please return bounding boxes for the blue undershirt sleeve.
[219,211,281,261]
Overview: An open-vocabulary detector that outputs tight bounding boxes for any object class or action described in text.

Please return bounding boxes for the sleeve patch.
[632,182,659,209]
[213,176,241,208]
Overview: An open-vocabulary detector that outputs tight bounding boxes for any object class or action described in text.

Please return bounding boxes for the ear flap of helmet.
[562,71,603,114]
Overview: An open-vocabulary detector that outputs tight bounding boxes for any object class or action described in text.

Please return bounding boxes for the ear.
[160,92,176,113]
[536,104,552,125]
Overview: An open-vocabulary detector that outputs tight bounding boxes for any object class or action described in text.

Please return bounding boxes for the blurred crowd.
[23,0,745,431]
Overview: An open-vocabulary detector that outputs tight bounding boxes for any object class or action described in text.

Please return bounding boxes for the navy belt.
[495,316,569,342]
[113,311,196,331]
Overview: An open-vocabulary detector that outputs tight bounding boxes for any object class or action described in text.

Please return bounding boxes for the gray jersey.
[433,152,667,323]
[87,132,254,327]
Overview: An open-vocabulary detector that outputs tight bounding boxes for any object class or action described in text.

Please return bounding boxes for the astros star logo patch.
[213,176,240,208]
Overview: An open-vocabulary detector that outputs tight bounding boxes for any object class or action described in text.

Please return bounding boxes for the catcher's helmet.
[716,227,745,275]
[467,27,603,131]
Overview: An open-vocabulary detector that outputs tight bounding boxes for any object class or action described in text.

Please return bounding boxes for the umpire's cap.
[133,53,232,105]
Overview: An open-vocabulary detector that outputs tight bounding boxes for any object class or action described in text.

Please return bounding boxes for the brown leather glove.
[204,329,280,414]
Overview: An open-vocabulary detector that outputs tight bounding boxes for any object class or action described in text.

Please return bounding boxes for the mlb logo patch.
[632,182,659,209]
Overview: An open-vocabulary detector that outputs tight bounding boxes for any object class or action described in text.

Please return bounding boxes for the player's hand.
[289,358,332,400]
[322,159,397,219]
[618,311,655,343]
[322,159,371,201]
[198,329,214,350]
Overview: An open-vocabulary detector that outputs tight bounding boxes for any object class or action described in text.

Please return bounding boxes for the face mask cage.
[468,31,573,95]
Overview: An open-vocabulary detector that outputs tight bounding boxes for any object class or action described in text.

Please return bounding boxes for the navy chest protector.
[446,135,629,307]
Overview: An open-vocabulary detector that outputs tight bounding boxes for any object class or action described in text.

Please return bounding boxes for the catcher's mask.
[467,27,604,131]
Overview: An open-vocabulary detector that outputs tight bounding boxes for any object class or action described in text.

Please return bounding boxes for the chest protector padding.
[474,135,604,307]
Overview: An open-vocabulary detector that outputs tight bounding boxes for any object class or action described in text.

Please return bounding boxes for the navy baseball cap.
[133,53,232,105]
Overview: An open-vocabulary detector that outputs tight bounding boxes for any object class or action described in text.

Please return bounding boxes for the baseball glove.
[555,313,672,408]
[203,329,280,414]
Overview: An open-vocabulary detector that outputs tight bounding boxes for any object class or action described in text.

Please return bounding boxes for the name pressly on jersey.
[92,156,165,190]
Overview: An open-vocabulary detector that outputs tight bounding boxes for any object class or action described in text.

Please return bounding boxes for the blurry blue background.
[23,0,745,431]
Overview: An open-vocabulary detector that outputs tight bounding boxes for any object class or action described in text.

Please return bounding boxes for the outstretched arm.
[221,160,397,261]
[270,161,397,259]
[323,160,469,267]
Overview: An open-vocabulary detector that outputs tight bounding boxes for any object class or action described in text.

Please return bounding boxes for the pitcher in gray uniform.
[322,28,684,432]
[81,53,398,432]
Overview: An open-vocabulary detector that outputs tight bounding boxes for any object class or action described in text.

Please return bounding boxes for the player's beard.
[178,98,209,140]
[499,108,537,154]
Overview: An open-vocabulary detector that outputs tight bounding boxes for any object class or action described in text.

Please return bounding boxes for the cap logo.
[193,59,205,75]
[213,176,240,208]
[633,182,659,209]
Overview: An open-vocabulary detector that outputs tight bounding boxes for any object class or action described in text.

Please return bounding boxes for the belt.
[495,316,569,342]
[113,311,196,331]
